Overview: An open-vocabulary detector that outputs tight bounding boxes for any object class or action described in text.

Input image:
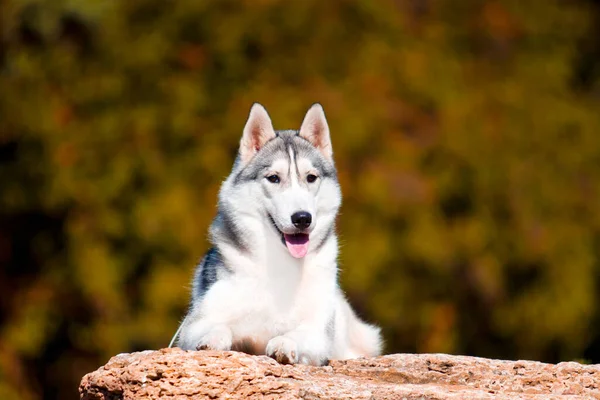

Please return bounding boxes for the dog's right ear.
[239,103,276,164]
[299,103,332,161]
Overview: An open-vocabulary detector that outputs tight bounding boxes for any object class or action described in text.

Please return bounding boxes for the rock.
[79,348,600,399]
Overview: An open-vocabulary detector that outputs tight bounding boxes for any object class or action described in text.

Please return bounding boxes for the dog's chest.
[265,250,303,308]
[225,255,304,340]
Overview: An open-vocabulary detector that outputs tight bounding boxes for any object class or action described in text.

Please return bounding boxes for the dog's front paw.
[195,326,232,351]
[266,336,298,364]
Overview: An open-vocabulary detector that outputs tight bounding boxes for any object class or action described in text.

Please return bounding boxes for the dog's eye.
[307,174,318,183]
[266,175,280,183]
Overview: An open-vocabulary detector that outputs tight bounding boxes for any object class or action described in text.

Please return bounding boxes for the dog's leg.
[265,262,337,365]
[266,327,330,365]
[266,280,334,365]
[176,309,233,351]
[266,335,299,364]
[194,324,233,351]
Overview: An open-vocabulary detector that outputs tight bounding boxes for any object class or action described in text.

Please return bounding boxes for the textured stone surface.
[79,348,600,399]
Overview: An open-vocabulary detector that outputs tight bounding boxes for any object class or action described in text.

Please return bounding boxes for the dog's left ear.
[240,103,277,164]
[299,103,332,161]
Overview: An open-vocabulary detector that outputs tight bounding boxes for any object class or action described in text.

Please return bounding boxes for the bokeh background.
[2,0,600,398]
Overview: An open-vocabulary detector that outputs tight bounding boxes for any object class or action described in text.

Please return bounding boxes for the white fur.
[175,104,382,365]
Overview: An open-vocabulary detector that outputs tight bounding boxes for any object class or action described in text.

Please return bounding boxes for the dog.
[170,103,382,365]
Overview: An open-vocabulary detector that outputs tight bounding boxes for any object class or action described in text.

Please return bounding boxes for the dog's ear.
[299,103,332,160]
[240,103,276,164]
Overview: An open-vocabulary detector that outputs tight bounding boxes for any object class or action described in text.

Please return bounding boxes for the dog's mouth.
[268,214,310,259]
[283,233,310,258]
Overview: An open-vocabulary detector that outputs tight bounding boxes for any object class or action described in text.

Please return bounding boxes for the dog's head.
[223,103,341,259]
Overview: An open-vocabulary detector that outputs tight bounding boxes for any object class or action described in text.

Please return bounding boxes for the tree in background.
[1,1,600,399]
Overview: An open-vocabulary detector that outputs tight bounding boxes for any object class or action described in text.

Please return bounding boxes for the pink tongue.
[284,234,310,258]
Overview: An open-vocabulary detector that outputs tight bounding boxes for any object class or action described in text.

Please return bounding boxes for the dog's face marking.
[228,104,340,259]
[259,137,321,232]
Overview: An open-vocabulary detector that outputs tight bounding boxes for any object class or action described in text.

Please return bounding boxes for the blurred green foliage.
[1,0,600,398]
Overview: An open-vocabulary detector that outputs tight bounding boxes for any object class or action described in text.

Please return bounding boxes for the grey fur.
[192,247,223,301]
[326,310,336,342]
[211,211,247,252]
[315,225,335,252]
[234,130,337,185]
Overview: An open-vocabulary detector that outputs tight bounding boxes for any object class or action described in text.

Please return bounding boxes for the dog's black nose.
[291,211,312,230]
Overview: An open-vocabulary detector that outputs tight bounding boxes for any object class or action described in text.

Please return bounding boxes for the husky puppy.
[172,104,382,365]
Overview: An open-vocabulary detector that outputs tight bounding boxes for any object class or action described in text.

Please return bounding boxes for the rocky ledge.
[79,348,600,399]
